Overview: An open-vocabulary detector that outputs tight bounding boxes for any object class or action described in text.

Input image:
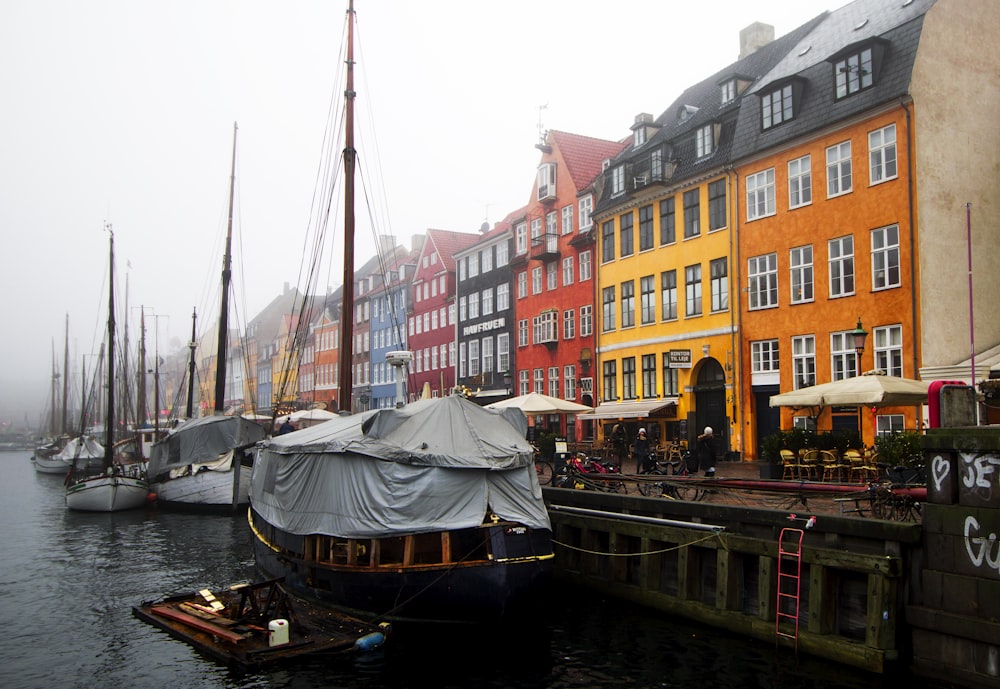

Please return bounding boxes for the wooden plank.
[149,605,248,644]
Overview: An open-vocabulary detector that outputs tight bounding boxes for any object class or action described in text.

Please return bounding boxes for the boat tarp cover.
[53,435,104,460]
[250,395,551,538]
[148,415,266,480]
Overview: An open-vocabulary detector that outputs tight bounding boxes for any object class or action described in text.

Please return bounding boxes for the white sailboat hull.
[152,466,250,509]
[33,454,74,474]
[65,474,150,512]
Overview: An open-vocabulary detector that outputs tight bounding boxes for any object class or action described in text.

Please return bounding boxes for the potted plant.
[874,431,925,484]
[759,432,785,479]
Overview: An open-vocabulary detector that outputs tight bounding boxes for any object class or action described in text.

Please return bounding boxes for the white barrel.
[268,619,289,647]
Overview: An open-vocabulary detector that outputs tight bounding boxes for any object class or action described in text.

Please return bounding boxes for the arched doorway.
[692,357,728,461]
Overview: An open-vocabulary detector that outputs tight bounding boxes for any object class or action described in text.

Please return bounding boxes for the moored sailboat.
[65,227,150,512]
[147,123,266,510]
[248,1,553,624]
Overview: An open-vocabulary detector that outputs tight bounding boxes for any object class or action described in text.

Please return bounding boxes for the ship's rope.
[552,530,725,558]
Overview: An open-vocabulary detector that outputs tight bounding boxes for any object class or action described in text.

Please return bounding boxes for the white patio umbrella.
[769,371,929,409]
[485,392,593,414]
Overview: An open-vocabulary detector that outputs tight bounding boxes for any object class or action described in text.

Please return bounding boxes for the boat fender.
[268,619,289,647]
[353,631,385,652]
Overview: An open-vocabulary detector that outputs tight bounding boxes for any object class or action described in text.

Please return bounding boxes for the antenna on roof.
[537,103,548,146]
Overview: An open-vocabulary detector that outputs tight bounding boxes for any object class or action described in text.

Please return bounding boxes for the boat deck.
[132,578,388,671]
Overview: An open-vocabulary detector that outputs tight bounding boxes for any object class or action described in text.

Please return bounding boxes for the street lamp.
[850,318,868,377]
[502,371,512,395]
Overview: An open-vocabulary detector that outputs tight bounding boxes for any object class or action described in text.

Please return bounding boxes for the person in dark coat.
[633,428,653,474]
[278,417,295,435]
[610,423,628,465]
[697,426,716,477]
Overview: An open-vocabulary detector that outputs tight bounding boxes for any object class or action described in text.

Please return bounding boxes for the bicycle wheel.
[672,484,706,501]
[638,480,662,497]
[535,461,554,486]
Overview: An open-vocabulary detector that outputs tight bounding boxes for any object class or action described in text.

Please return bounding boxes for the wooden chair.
[820,450,845,482]
[799,449,821,481]
[780,449,799,480]
[847,449,877,483]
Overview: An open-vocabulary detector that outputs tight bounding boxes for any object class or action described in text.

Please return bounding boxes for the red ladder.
[775,527,804,649]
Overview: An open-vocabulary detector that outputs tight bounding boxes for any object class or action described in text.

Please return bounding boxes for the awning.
[577,398,678,420]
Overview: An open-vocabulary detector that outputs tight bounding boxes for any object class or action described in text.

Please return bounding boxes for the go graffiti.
[964,515,1000,575]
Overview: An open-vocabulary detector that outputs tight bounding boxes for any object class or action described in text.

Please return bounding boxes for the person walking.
[697,426,716,477]
[633,427,653,474]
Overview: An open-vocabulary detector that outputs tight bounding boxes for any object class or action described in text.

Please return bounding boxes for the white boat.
[65,228,150,512]
[147,124,266,511]
[34,435,103,475]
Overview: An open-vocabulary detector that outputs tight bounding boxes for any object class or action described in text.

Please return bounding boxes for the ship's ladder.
[775,527,804,650]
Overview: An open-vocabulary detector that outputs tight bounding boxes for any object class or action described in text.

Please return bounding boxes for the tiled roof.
[550,131,627,192]
[424,228,481,272]
[455,206,524,256]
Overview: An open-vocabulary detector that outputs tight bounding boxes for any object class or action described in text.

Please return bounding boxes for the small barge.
[133,578,388,671]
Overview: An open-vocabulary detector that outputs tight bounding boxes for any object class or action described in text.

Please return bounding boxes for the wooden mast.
[186,308,197,418]
[104,225,116,469]
[61,313,69,434]
[214,122,238,415]
[336,0,356,413]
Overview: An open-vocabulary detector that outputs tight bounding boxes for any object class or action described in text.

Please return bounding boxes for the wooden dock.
[133,578,388,671]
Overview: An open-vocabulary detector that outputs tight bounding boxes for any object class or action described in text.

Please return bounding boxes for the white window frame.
[563,309,575,340]
[874,324,903,377]
[580,305,593,337]
[562,256,574,286]
[612,165,625,197]
[869,123,897,185]
[578,195,593,232]
[579,251,592,281]
[751,340,780,373]
[788,155,812,209]
[830,331,857,381]
[561,204,574,235]
[826,141,853,198]
[871,224,900,290]
[792,335,815,389]
[746,168,776,221]
[790,245,813,304]
[747,253,778,310]
[696,124,714,158]
[828,235,855,298]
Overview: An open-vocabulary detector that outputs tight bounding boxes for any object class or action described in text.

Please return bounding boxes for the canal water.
[0,449,938,689]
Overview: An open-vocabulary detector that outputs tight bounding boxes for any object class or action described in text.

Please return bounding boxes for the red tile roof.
[549,130,628,192]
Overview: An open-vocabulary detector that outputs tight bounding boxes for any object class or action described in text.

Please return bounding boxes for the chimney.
[739,22,775,59]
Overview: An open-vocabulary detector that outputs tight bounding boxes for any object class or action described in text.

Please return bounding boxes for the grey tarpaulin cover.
[148,415,267,482]
[250,395,551,539]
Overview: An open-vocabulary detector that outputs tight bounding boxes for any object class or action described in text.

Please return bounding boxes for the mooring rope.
[552,530,725,557]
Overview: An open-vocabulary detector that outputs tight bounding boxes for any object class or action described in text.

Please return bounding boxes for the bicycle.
[534,459,554,486]
[636,452,707,501]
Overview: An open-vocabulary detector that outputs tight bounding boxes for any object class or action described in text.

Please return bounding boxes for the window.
[708,179,726,230]
[496,240,509,266]
[561,204,574,235]
[661,355,679,395]
[530,217,542,250]
[746,168,775,220]
[788,155,812,208]
[537,162,556,200]
[601,220,615,263]
[829,235,855,298]
[468,253,479,278]
[578,195,593,231]
[457,258,466,282]
[659,197,676,245]
[710,258,728,312]
[531,266,542,295]
[603,360,617,401]
[830,331,857,380]
[497,283,510,311]
[792,335,815,389]
[751,340,780,373]
[634,125,646,147]
[468,339,480,376]
[563,309,575,340]
[518,319,528,347]
[579,250,592,281]
[481,287,493,315]
[545,212,558,248]
[696,124,714,158]
[642,354,657,398]
[720,79,737,105]
[611,165,625,197]
[482,337,494,374]
[546,261,557,291]
[869,124,897,184]
[533,311,558,344]
[468,292,479,319]
[640,275,655,324]
[517,271,527,299]
[515,222,527,255]
[458,342,466,377]
[790,245,813,303]
[762,84,793,129]
[660,270,677,321]
[601,286,616,332]
[683,189,700,238]
[748,253,778,309]
[562,256,574,286]
[580,304,593,337]
[834,47,873,99]
[619,212,634,257]
[622,357,636,400]
[458,296,467,322]
[498,333,510,373]
[638,205,654,251]
[876,414,904,435]
[685,264,702,317]
[621,280,635,328]
[534,368,544,394]
[564,365,577,401]
[519,370,529,396]
[650,148,663,182]
[874,324,903,377]
[826,141,852,197]
[872,224,900,290]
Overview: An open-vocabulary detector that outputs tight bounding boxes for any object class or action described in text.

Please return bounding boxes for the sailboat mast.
[137,309,147,428]
[62,313,69,434]
[214,122,238,415]
[186,308,197,418]
[49,341,58,436]
[105,226,116,467]
[337,0,356,413]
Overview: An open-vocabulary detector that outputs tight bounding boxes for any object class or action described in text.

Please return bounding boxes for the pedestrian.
[697,426,716,477]
[633,427,653,474]
[278,417,295,435]
[610,423,627,465]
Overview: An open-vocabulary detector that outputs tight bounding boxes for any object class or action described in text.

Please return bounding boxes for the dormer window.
[834,47,873,98]
[696,125,714,158]
[720,79,737,105]
[762,83,794,129]
[611,165,625,197]
[678,104,698,124]
[537,162,556,201]
[634,127,646,147]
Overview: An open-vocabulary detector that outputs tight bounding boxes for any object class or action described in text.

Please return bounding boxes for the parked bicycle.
[534,458,554,486]
[554,453,626,493]
[636,451,707,501]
